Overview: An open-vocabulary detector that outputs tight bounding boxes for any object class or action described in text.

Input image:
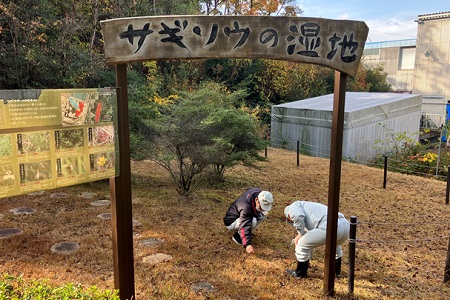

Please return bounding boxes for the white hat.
[258,191,273,212]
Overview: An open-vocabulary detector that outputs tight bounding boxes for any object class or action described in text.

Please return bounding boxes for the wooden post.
[444,237,450,283]
[348,216,357,294]
[297,140,300,167]
[323,70,347,296]
[265,134,268,159]
[110,64,135,300]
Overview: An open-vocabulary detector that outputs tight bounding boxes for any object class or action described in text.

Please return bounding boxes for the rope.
[357,221,450,226]
[267,137,450,179]
[350,236,450,244]
[349,219,450,249]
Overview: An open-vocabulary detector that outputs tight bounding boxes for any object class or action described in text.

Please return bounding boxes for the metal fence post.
[297,140,300,167]
[383,155,388,189]
[348,216,357,295]
[436,129,443,177]
[446,166,450,205]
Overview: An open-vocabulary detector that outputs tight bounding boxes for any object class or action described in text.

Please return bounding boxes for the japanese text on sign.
[101,16,368,77]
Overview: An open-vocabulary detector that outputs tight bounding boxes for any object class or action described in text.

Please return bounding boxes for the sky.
[297,0,450,43]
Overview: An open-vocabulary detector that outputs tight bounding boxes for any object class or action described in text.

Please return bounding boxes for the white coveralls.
[284,201,350,262]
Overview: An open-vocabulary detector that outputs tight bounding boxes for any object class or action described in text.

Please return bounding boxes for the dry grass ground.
[1,147,450,299]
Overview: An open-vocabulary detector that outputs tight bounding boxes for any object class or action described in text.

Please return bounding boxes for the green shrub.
[372,124,450,178]
[0,274,119,300]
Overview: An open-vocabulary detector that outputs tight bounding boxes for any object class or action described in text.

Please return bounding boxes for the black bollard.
[348,216,357,294]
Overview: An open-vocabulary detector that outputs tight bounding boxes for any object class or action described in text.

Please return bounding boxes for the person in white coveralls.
[284,200,350,278]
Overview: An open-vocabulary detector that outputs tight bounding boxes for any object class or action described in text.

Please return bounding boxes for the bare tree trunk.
[90,0,99,66]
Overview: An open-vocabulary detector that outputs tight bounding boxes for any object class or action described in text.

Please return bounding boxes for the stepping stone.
[27,191,45,196]
[10,207,36,215]
[142,253,173,265]
[78,192,97,199]
[139,238,164,248]
[90,200,110,207]
[0,228,22,239]
[191,282,215,293]
[51,241,80,254]
[98,213,111,220]
[50,192,69,198]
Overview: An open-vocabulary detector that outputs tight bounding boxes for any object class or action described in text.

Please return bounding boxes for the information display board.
[0,89,117,198]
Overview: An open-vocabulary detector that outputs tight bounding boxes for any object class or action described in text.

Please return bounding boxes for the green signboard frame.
[0,88,117,198]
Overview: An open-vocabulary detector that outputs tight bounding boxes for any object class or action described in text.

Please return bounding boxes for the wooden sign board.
[101,16,368,77]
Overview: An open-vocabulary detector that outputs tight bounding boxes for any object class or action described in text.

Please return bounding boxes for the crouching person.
[284,200,349,278]
[223,188,273,254]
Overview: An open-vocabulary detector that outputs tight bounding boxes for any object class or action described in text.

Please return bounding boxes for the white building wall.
[271,111,421,164]
[421,96,446,128]
[343,112,421,163]
[270,112,332,156]
[271,94,422,164]
[413,12,450,101]
[363,40,416,93]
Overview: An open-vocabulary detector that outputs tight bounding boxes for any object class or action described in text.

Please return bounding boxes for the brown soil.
[1,147,450,299]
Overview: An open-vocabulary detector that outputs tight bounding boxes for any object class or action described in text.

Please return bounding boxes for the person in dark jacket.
[223,188,273,254]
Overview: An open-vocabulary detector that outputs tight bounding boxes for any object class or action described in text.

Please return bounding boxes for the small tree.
[132,82,266,196]
[201,108,266,179]
[139,100,212,197]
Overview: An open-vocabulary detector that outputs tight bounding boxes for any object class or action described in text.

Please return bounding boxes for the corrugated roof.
[273,92,421,113]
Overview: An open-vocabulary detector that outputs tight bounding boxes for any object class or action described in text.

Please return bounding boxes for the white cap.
[258,191,273,212]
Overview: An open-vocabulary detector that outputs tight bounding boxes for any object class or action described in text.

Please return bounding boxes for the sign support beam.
[323,70,347,296]
[110,64,135,300]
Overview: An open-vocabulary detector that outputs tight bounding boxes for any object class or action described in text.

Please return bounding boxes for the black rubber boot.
[335,257,342,278]
[286,260,309,278]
